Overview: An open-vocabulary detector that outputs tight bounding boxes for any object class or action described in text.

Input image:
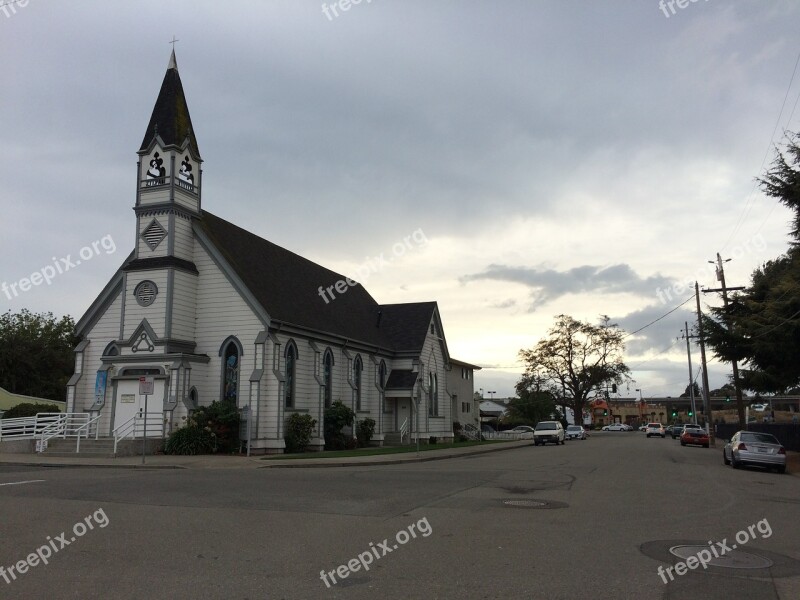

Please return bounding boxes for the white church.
[66,52,480,453]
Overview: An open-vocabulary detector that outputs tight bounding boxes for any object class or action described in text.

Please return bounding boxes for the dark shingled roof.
[377,302,437,352]
[385,370,419,390]
[198,210,412,349]
[139,51,200,156]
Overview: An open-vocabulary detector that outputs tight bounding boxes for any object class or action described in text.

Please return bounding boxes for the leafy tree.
[703,133,800,402]
[505,390,557,426]
[517,315,630,432]
[680,382,701,398]
[0,310,78,401]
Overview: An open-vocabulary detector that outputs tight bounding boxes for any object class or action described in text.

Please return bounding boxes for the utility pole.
[703,253,746,429]
[695,282,714,446]
[681,322,697,421]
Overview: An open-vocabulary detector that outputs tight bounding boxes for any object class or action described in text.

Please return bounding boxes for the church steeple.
[139,50,200,157]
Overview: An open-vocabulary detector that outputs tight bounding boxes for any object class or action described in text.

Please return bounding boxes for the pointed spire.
[139,51,200,157]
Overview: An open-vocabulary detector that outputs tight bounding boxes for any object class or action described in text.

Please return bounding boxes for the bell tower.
[120,49,201,358]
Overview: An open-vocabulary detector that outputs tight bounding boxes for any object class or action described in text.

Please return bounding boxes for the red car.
[680,428,709,448]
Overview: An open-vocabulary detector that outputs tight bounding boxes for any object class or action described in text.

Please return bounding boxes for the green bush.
[164,424,216,455]
[285,413,317,453]
[191,400,240,453]
[324,401,355,450]
[2,403,63,419]
[356,418,376,447]
[429,436,438,445]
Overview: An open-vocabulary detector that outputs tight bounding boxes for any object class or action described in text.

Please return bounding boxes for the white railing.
[37,413,94,452]
[399,417,409,444]
[460,423,480,441]
[75,414,102,453]
[113,412,164,455]
[482,431,528,441]
[1,413,85,442]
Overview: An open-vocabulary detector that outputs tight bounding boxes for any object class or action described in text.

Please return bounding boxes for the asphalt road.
[1,433,798,599]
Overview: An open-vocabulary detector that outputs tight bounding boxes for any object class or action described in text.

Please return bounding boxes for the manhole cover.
[669,545,774,569]
[504,499,548,508]
[501,499,568,509]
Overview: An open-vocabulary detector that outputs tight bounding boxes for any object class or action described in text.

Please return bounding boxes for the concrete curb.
[0,461,187,469]
[258,440,531,468]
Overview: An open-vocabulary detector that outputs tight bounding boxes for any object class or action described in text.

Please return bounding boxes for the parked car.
[645,423,665,438]
[751,403,767,412]
[565,425,587,440]
[673,423,701,439]
[680,428,709,448]
[602,423,628,432]
[639,424,647,432]
[533,421,565,445]
[723,431,787,474]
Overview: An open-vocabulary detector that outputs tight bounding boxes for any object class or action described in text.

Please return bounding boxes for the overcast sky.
[2,1,799,399]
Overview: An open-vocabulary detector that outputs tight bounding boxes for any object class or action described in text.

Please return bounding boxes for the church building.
[66,51,479,453]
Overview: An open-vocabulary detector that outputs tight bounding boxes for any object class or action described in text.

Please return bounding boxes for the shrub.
[285,413,317,453]
[356,418,376,447]
[2,403,63,419]
[165,424,216,455]
[453,421,462,435]
[324,401,355,450]
[429,436,438,445]
[191,400,240,453]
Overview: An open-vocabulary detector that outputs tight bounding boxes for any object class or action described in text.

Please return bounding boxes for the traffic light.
[611,384,617,394]
[671,410,677,417]
[725,396,731,402]
[603,410,608,416]
[688,410,693,417]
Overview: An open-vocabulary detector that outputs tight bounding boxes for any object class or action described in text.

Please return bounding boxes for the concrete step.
[43,451,116,458]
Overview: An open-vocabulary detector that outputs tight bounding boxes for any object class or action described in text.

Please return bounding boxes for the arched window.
[221,339,241,405]
[354,355,363,411]
[285,342,297,408]
[428,371,438,416]
[378,360,387,390]
[323,349,334,408]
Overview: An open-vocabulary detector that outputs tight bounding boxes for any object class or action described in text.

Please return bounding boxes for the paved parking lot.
[1,433,798,599]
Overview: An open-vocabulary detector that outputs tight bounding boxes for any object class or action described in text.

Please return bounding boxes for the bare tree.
[517,314,630,426]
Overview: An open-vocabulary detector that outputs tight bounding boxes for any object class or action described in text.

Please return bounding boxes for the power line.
[622,295,694,339]
[722,47,800,251]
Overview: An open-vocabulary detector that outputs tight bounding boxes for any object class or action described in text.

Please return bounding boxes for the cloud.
[461,263,674,310]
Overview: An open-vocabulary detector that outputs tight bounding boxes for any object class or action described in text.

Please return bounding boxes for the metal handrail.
[37,413,93,452]
[113,412,164,455]
[399,417,409,444]
[75,414,102,453]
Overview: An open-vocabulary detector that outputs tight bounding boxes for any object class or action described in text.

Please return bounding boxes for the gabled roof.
[198,210,400,348]
[377,302,437,352]
[139,50,200,157]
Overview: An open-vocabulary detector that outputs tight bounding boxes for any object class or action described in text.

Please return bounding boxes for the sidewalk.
[0,440,532,470]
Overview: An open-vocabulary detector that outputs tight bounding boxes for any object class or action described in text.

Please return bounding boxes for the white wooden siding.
[170,270,197,341]
[76,292,122,434]
[122,271,168,339]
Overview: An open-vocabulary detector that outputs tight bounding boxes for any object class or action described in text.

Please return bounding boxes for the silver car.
[723,431,787,474]
[565,425,586,440]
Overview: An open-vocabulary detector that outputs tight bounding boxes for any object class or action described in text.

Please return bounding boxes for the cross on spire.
[169,35,179,50]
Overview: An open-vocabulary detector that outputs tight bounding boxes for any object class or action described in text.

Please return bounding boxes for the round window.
[134,280,158,307]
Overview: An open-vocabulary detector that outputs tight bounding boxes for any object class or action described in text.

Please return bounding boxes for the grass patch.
[262,439,509,460]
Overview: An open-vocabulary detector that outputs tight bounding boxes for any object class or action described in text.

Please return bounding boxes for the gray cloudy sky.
[1,1,798,399]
